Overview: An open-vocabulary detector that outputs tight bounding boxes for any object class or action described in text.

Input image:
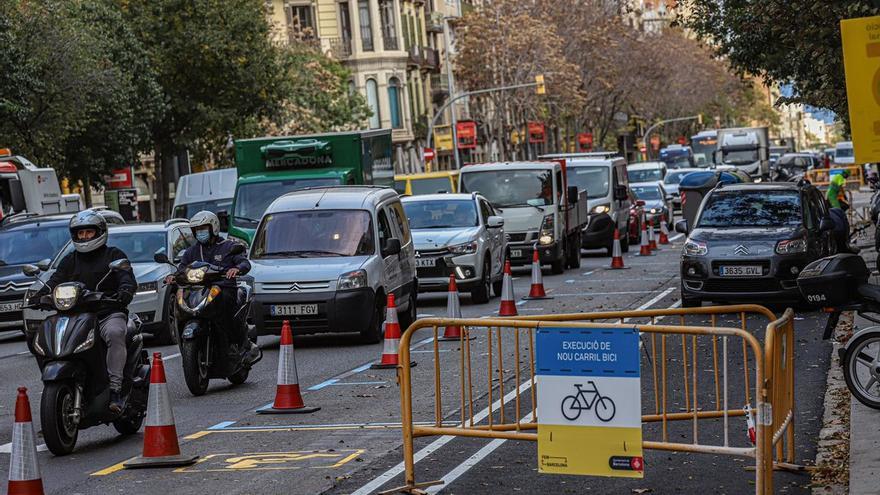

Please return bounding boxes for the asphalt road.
[0,223,832,495]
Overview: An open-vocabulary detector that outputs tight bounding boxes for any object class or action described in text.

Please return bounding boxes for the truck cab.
[0,149,80,217]
[715,127,770,179]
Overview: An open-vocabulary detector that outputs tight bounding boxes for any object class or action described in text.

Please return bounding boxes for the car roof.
[666,168,703,175]
[713,182,806,192]
[394,171,459,180]
[460,161,557,172]
[630,182,662,189]
[106,223,170,233]
[402,193,475,202]
[0,208,124,230]
[266,186,398,213]
[627,161,665,170]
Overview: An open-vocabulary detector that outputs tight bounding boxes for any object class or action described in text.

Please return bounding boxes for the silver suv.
[402,193,507,303]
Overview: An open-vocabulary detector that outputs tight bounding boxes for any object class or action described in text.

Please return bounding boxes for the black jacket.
[38,245,137,315]
[177,237,250,288]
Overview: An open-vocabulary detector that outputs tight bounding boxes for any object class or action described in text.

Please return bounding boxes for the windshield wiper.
[265,250,345,257]
[233,215,260,225]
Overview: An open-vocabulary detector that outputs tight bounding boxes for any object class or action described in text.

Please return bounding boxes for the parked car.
[676,181,836,307]
[630,182,673,230]
[772,153,819,181]
[663,168,701,210]
[627,161,667,185]
[23,220,194,343]
[247,186,417,342]
[0,209,124,334]
[401,193,506,303]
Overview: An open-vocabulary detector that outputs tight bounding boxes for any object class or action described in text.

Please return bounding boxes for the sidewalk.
[848,314,880,495]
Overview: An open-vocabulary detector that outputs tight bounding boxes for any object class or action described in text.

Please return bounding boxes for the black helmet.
[69,210,108,253]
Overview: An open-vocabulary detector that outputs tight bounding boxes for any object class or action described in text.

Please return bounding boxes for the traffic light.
[535,74,546,95]
[697,113,704,125]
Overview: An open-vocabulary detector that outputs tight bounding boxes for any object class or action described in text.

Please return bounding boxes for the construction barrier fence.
[805,165,864,188]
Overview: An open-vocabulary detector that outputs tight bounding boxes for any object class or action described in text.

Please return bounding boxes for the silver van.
[247,186,417,342]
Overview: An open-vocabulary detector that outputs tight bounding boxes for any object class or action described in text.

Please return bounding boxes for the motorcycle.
[797,253,880,409]
[21,259,150,455]
[155,246,260,396]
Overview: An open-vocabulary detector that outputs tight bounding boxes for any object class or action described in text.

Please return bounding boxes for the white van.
[171,168,237,219]
[247,186,417,342]
[834,141,854,166]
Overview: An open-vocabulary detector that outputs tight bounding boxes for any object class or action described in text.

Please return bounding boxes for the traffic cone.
[638,221,652,256]
[498,260,518,316]
[524,247,551,299]
[257,321,320,414]
[124,353,198,468]
[439,276,472,341]
[610,228,626,269]
[648,218,658,250]
[372,295,416,369]
[7,388,43,495]
[659,214,670,245]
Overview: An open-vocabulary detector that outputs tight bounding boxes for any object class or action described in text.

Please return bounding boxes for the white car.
[663,168,702,210]
[402,193,507,303]
[627,161,667,186]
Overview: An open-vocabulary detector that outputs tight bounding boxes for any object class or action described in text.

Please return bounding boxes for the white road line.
[163,353,181,361]
[0,442,47,454]
[669,233,684,242]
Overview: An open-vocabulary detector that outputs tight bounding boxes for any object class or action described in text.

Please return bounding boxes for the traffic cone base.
[8,388,44,495]
[124,353,198,469]
[258,321,320,414]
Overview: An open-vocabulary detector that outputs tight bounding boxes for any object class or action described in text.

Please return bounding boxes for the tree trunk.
[154,143,166,221]
[82,171,93,208]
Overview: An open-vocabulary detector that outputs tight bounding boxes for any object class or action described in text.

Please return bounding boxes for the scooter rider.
[165,211,258,361]
[32,211,136,413]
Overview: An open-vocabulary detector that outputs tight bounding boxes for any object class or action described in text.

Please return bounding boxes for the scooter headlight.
[186,267,207,283]
[53,284,80,311]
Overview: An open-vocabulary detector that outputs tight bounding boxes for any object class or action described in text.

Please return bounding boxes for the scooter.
[21,259,150,455]
[155,247,261,396]
[797,253,880,409]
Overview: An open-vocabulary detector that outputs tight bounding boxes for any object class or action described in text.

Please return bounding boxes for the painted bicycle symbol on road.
[560,381,616,422]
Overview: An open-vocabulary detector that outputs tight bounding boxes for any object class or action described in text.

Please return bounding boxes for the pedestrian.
[826,169,850,210]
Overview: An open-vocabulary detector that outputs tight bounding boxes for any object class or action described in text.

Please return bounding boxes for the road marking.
[91,462,126,476]
[669,233,684,242]
[581,270,596,276]
[548,290,656,297]
[324,380,387,387]
[0,442,47,454]
[163,352,181,361]
[172,449,365,473]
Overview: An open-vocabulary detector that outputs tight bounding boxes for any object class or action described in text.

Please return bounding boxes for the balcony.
[407,45,424,67]
[382,33,399,51]
[327,37,352,59]
[430,73,450,104]
[423,47,440,72]
[427,12,444,33]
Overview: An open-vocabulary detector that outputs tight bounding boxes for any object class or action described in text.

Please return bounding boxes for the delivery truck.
[0,148,80,217]
[715,127,770,179]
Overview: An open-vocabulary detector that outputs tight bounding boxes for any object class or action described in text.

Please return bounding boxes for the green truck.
[228,129,394,244]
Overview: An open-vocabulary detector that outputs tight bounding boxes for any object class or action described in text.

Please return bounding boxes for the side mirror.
[567,186,580,203]
[614,185,628,201]
[154,252,171,265]
[230,242,246,255]
[382,238,402,257]
[675,220,688,234]
[819,217,834,232]
[109,258,132,272]
[21,264,40,277]
[35,258,51,271]
[636,200,646,207]
[217,210,230,233]
[487,216,504,228]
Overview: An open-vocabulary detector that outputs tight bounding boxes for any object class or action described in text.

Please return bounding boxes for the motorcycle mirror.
[109,258,132,272]
[21,264,40,277]
[154,252,171,265]
[230,243,246,256]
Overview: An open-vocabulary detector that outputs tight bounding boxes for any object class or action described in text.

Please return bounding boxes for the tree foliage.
[681,0,880,128]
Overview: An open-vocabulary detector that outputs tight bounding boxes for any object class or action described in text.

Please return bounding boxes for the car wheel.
[359,293,385,344]
[551,256,565,275]
[399,287,418,330]
[471,259,491,304]
[568,236,582,269]
[158,291,179,346]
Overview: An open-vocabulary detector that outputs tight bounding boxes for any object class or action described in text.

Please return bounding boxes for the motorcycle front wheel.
[844,332,880,409]
[41,382,79,455]
[182,338,210,396]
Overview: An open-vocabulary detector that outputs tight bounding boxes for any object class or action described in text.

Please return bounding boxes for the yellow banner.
[434,125,454,152]
[538,424,644,478]
[841,16,880,163]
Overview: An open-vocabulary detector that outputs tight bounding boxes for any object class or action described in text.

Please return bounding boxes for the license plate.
[0,302,21,313]
[270,304,319,316]
[510,249,523,258]
[719,265,762,277]
[415,258,436,268]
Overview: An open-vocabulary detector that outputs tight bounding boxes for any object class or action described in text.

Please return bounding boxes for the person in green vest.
[826,170,850,210]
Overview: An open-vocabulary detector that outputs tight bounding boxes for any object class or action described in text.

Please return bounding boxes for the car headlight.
[650,208,658,214]
[776,238,807,255]
[448,241,478,255]
[53,284,80,311]
[137,281,158,295]
[338,270,367,290]
[592,204,610,214]
[539,235,554,245]
[684,239,708,256]
[73,329,95,354]
[186,267,207,283]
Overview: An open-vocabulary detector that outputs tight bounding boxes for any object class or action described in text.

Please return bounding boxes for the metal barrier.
[387,305,795,495]
[805,165,864,188]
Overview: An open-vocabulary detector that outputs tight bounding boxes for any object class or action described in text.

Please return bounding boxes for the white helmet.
[189,210,220,237]
[69,210,108,253]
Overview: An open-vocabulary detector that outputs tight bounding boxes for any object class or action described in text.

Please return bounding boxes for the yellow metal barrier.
[387,305,796,495]
[805,165,864,188]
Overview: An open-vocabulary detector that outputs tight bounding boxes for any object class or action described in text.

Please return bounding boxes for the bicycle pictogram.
[560,381,616,422]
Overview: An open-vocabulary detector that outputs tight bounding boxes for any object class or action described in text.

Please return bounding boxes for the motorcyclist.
[826,169,850,210]
[33,211,136,413]
[164,211,258,361]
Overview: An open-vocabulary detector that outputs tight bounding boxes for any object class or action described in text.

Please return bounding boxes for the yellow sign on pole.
[841,15,880,163]
[434,125,454,152]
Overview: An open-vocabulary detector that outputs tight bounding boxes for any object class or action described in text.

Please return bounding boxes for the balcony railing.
[407,45,424,67]
[383,33,399,51]
[423,47,440,71]
[427,12,444,33]
[327,37,352,59]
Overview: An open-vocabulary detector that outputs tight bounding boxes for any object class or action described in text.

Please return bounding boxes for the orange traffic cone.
[524,248,551,299]
[498,260,518,316]
[372,295,415,369]
[439,276,471,341]
[7,388,43,495]
[638,221,652,256]
[659,214,670,245]
[648,218,658,250]
[257,321,320,414]
[124,353,198,468]
[610,228,626,269]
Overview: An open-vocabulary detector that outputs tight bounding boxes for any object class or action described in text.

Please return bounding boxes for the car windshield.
[232,178,341,228]
[410,177,453,195]
[172,198,233,219]
[836,147,854,158]
[403,200,477,229]
[722,149,759,165]
[627,168,662,183]
[691,137,717,166]
[566,166,609,199]
[460,169,553,207]
[631,185,661,201]
[251,210,374,258]
[697,190,802,228]
[664,171,690,185]
[54,231,167,265]
[0,223,70,265]
[777,155,809,168]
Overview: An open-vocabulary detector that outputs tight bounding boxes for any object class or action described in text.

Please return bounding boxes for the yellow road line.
[91,460,127,476]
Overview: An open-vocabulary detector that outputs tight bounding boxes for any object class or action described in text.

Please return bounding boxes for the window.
[567,166,609,199]
[379,0,398,50]
[251,210,375,258]
[389,201,412,243]
[286,4,316,41]
[479,200,493,224]
[358,0,374,51]
[388,77,402,129]
[697,190,802,228]
[555,170,563,202]
[366,79,381,129]
[339,2,352,43]
[403,200,477,229]
[377,209,394,249]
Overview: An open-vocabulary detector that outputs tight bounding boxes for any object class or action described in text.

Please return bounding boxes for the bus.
[690,130,718,167]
